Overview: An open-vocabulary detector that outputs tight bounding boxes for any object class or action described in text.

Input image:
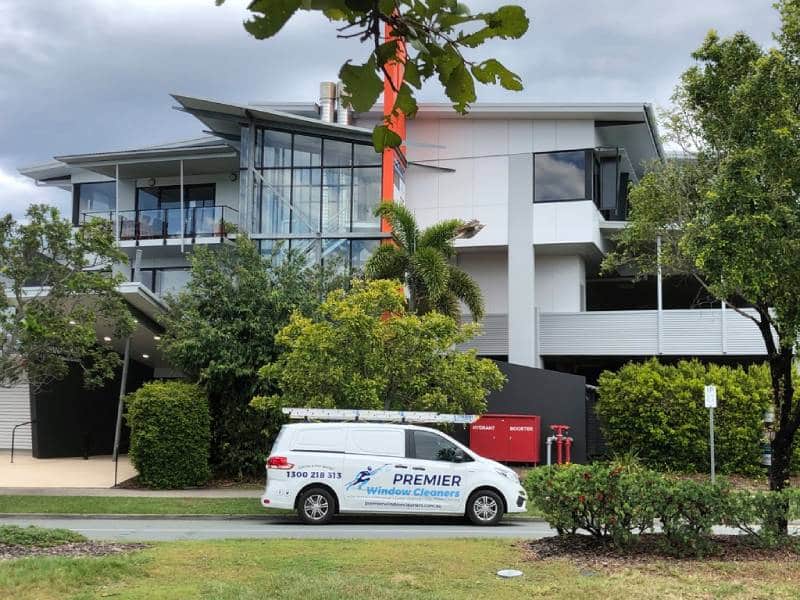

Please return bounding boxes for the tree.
[603,0,800,525]
[364,203,485,320]
[216,0,529,150]
[0,205,133,390]
[255,279,505,413]
[158,235,338,477]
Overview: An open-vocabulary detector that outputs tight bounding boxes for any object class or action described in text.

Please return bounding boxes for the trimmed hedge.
[525,462,800,557]
[597,359,771,475]
[126,381,211,489]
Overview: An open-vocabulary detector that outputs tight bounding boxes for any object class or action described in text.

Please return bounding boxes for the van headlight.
[495,468,519,483]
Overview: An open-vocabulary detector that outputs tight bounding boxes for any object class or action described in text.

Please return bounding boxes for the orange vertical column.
[380,21,407,234]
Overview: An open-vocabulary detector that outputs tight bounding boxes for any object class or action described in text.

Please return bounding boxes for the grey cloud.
[0,0,783,218]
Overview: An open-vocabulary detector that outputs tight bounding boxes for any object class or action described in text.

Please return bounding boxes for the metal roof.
[171,94,374,143]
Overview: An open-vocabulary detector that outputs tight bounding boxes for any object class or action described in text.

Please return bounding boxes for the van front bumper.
[506,486,527,513]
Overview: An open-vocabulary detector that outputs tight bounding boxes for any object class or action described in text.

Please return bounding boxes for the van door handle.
[412,467,426,471]
[395,464,408,469]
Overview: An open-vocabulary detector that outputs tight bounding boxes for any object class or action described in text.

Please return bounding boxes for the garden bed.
[0,541,147,560]
[522,534,800,569]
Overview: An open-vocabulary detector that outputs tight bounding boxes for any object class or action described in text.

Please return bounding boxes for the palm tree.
[365,203,485,321]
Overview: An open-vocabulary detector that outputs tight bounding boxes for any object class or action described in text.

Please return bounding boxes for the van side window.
[411,431,469,462]
[347,428,404,457]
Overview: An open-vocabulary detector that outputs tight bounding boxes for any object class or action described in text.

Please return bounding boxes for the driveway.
[0,515,556,541]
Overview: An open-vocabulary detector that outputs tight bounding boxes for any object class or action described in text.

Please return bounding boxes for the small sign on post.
[705,385,717,483]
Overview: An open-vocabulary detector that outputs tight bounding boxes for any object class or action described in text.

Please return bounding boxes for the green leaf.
[339,56,384,112]
[392,83,419,119]
[471,59,523,91]
[243,0,303,39]
[404,60,422,88]
[461,5,529,48]
[443,62,476,113]
[372,124,402,151]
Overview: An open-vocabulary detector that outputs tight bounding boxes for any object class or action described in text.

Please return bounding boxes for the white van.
[261,422,527,525]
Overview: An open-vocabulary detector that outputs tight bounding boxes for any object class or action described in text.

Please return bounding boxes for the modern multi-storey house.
[2,83,768,461]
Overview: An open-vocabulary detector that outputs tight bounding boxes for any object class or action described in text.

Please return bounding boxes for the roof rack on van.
[282,408,477,424]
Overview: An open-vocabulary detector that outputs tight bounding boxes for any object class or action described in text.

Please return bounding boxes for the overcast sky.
[0,0,779,218]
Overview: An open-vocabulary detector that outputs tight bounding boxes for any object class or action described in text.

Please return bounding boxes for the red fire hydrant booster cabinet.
[469,414,541,464]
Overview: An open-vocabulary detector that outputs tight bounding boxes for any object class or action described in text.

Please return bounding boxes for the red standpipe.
[549,424,572,465]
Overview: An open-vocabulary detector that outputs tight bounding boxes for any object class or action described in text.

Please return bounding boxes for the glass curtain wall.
[253,127,383,275]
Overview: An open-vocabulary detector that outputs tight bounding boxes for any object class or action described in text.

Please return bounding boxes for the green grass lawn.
[2,538,799,599]
[0,495,541,518]
[0,495,273,516]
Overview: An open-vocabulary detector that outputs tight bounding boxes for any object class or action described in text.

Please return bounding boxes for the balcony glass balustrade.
[81,206,238,241]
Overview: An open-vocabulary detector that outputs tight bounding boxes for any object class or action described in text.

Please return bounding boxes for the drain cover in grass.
[496,569,523,578]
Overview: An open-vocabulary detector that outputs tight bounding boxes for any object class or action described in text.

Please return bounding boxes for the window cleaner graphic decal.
[345,464,390,491]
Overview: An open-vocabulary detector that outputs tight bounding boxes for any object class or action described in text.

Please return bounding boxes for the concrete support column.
[507,154,539,368]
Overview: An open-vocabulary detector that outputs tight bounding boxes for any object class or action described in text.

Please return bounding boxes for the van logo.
[345,464,389,491]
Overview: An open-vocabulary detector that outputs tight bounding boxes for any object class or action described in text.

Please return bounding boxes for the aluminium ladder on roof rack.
[281,408,477,424]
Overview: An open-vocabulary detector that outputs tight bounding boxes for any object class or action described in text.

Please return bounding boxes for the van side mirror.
[453,449,470,463]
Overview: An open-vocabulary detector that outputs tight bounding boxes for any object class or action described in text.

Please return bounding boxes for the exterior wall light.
[455,219,485,240]
[142,354,150,359]
[103,336,112,342]
[229,172,238,182]
[153,335,161,341]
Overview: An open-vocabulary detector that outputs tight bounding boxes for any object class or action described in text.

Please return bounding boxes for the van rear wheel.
[466,489,503,526]
[297,487,335,525]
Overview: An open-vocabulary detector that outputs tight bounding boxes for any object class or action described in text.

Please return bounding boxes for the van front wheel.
[297,487,335,525]
[466,490,503,526]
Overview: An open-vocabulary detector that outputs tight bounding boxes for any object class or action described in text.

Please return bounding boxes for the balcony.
[81,206,238,242]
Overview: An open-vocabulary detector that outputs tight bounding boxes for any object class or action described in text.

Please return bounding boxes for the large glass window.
[260,170,291,234]
[291,169,321,234]
[322,168,351,233]
[74,181,116,224]
[352,167,382,231]
[533,150,590,203]
[351,239,380,275]
[255,129,382,235]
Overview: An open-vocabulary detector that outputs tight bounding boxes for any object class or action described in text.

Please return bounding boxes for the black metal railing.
[10,420,35,464]
[82,206,238,241]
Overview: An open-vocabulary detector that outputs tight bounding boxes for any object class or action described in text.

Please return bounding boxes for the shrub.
[597,359,771,474]
[723,488,800,547]
[126,381,211,489]
[525,461,662,548]
[655,478,728,556]
[526,462,799,557]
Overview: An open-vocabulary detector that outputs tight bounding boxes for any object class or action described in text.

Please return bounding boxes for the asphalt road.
[0,515,556,542]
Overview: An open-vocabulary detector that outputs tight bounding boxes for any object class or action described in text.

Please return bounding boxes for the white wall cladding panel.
[0,383,31,449]
[540,311,657,355]
[555,120,595,150]
[472,121,509,155]
[661,310,723,354]
[508,120,534,154]
[539,309,767,356]
[458,314,509,355]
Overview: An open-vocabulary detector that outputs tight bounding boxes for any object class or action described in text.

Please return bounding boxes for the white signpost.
[705,385,717,483]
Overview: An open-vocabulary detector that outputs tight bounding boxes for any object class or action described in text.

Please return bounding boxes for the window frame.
[134,183,216,211]
[73,181,117,226]
[255,126,382,236]
[406,429,470,463]
[532,148,596,205]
